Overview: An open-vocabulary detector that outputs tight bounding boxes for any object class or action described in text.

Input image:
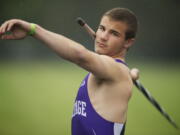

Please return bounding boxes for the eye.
[98,25,105,31]
[111,31,120,37]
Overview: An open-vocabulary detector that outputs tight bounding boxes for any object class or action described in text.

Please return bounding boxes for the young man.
[0,8,138,135]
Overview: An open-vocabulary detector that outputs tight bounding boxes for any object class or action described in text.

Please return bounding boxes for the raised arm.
[0,19,127,80]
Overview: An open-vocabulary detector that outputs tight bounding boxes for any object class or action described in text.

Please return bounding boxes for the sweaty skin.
[0,16,138,123]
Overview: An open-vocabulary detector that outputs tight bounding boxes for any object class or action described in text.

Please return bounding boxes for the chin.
[95,45,109,55]
[95,49,107,55]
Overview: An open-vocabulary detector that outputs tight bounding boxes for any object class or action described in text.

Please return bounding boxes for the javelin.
[76,17,179,129]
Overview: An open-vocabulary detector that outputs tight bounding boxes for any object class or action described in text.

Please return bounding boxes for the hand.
[0,19,31,40]
[130,68,139,81]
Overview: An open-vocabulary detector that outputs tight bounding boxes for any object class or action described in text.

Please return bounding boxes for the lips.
[96,41,107,48]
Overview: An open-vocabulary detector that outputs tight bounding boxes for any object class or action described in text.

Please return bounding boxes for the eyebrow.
[99,25,105,29]
[99,25,121,36]
[110,29,121,36]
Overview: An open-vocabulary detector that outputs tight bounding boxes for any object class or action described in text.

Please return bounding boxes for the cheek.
[109,38,121,46]
[108,39,125,50]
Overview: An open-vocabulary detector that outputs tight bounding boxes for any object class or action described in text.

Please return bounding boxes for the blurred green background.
[0,61,179,135]
[0,0,180,134]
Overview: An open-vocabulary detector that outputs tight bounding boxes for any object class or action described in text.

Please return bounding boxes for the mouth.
[96,41,107,48]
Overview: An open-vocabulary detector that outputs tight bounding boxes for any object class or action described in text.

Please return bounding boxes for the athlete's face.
[95,16,134,57]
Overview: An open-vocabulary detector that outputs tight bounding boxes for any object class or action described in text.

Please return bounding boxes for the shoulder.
[102,55,131,77]
[95,55,132,83]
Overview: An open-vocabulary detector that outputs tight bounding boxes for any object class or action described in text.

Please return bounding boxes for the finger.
[0,22,7,34]
[0,21,9,34]
[7,21,15,32]
[1,34,16,40]
[0,23,5,34]
[1,20,16,34]
[0,23,4,34]
[5,21,11,32]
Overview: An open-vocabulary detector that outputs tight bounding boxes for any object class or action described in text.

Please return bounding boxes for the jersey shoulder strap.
[115,59,127,66]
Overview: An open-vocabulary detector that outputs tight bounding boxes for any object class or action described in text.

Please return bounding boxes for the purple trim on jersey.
[71,59,126,135]
[115,59,127,66]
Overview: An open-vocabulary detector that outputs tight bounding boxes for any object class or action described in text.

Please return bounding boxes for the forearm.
[34,24,87,64]
[0,20,116,79]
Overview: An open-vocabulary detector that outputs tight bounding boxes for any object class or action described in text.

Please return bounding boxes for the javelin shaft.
[76,17,178,129]
[134,80,178,129]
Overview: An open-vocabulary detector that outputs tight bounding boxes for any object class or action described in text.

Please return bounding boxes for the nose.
[99,31,109,41]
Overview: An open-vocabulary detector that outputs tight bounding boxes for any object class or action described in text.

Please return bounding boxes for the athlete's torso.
[71,59,128,135]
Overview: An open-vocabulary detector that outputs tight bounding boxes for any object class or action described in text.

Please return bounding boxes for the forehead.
[100,16,128,33]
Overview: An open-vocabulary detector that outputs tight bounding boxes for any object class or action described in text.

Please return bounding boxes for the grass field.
[0,60,180,135]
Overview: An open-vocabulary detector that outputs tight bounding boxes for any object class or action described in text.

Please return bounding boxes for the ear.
[124,38,135,49]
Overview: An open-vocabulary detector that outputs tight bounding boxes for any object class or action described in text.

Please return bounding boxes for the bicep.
[76,50,124,80]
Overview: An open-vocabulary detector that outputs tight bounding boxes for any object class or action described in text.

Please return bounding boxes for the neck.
[111,50,126,62]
